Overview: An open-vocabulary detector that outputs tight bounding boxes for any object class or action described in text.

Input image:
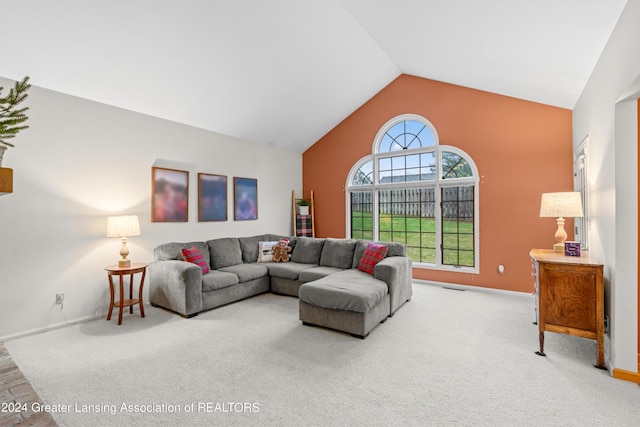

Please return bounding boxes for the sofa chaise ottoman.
[298,246,413,338]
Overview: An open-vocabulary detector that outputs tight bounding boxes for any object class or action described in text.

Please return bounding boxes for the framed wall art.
[152,167,189,222]
[198,173,227,221]
[234,177,257,221]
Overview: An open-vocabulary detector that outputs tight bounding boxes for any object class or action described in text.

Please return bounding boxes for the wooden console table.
[530,249,604,368]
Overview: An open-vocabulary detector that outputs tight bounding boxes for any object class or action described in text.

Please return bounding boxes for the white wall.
[573,0,639,373]
[0,79,302,340]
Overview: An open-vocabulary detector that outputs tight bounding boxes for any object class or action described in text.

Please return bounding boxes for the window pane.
[442,151,473,179]
[350,191,373,239]
[378,158,391,183]
[379,157,391,171]
[379,231,392,241]
[441,186,474,267]
[392,215,406,231]
[392,156,405,169]
[421,152,436,180]
[406,232,421,246]
[407,246,421,261]
[392,233,407,244]
[406,154,420,168]
[406,168,420,180]
[404,120,426,149]
[377,188,437,265]
[351,161,373,186]
[421,249,436,264]
[378,120,436,153]
[378,189,392,229]
[392,169,406,183]
[379,134,394,153]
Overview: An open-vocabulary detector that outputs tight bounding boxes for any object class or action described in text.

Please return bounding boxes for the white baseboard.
[1,314,103,343]
[1,303,151,343]
[413,279,533,299]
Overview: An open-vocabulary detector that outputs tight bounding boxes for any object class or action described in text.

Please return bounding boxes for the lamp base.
[118,259,131,268]
[553,242,565,253]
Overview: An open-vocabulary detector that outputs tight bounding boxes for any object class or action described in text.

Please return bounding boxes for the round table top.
[104,262,148,273]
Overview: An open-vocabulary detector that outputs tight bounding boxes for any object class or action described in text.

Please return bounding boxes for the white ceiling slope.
[0,0,627,152]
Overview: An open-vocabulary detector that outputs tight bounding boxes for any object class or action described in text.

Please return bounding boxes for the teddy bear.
[272,239,292,262]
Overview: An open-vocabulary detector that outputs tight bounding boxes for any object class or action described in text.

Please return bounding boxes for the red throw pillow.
[182,247,210,274]
[358,243,388,275]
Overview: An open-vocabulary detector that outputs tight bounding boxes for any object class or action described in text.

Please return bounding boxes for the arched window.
[347,114,479,272]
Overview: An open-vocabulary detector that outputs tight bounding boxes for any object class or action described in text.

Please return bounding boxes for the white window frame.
[345,114,480,273]
[574,135,590,251]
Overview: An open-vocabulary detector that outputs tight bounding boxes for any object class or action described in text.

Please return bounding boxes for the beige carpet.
[5,283,640,426]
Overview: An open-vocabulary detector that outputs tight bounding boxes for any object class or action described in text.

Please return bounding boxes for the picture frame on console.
[151,167,189,222]
[233,177,257,221]
[198,173,227,222]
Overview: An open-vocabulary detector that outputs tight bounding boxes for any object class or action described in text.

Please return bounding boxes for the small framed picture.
[198,173,227,222]
[152,167,189,222]
[564,241,581,257]
[234,177,257,221]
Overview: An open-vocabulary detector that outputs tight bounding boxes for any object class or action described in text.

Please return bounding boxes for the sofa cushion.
[291,237,325,264]
[218,263,269,282]
[182,246,210,274]
[298,266,347,283]
[352,240,406,268]
[202,270,240,292]
[319,238,356,269]
[358,243,388,275]
[207,237,243,269]
[267,262,317,281]
[239,234,271,263]
[299,270,388,313]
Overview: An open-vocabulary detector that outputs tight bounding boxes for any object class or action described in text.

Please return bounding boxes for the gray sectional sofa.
[148,234,412,338]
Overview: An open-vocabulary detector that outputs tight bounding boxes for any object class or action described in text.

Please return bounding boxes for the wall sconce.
[106,215,141,267]
[539,192,583,253]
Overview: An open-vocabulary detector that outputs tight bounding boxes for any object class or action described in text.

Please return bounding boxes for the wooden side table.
[530,249,604,368]
[105,263,148,325]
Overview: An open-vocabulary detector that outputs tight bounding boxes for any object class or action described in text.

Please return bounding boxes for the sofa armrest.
[374,256,413,314]
[148,260,203,317]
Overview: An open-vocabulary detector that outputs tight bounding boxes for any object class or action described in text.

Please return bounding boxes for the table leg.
[535,331,546,357]
[118,273,124,325]
[138,268,146,318]
[129,273,134,314]
[596,336,605,369]
[107,274,115,321]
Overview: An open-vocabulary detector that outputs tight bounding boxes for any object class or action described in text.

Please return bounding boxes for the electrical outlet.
[56,293,64,305]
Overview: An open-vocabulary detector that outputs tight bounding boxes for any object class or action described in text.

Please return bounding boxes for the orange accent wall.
[303,74,573,293]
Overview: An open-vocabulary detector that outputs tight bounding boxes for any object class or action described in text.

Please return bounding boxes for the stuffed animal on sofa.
[272,239,292,262]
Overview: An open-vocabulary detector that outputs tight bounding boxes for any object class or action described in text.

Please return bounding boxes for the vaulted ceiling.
[1,0,628,152]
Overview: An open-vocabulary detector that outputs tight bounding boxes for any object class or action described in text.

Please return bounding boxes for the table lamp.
[106,215,141,267]
[539,192,583,253]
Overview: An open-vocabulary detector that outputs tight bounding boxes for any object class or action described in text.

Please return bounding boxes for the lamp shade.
[106,215,141,238]
[539,192,583,218]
